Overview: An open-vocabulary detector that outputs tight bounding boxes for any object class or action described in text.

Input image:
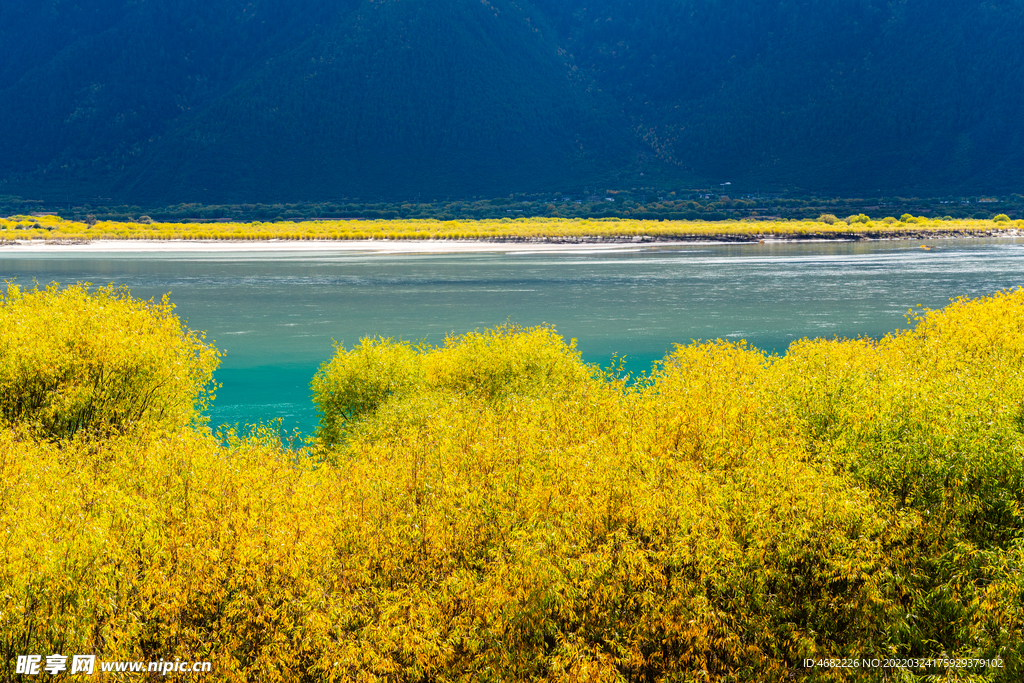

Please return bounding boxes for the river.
[3,238,1022,435]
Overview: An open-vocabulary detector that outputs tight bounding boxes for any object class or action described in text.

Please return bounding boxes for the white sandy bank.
[0,238,714,255]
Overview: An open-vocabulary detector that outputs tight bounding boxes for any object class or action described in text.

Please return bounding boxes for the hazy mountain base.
[4,192,1023,227]
[1,284,1022,681]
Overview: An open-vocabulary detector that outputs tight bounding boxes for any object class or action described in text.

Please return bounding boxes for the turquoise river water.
[2,238,1022,435]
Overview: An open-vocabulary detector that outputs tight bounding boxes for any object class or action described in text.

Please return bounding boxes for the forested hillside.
[561,0,1024,194]
[1,0,1022,202]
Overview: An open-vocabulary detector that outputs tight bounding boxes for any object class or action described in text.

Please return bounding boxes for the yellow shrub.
[423,324,592,399]
[3,287,1024,681]
[311,338,425,445]
[0,283,219,439]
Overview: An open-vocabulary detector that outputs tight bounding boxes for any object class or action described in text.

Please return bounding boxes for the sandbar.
[0,238,721,255]
[1,231,1019,255]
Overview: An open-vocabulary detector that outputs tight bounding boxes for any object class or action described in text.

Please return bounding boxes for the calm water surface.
[3,239,1022,434]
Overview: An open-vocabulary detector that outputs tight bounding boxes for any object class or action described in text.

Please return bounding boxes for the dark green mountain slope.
[1,0,1022,202]
[559,0,1024,194]
[0,0,362,196]
[124,0,631,202]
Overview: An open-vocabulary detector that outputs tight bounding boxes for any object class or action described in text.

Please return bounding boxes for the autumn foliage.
[1,285,1022,681]
[0,283,219,440]
[1,214,1022,244]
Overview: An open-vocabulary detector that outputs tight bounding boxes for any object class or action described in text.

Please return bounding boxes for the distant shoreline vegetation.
[1,214,1021,243]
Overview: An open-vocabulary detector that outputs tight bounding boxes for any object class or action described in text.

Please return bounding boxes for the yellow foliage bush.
[312,325,594,446]
[0,283,219,439]
[311,338,425,445]
[1,214,1020,243]
[2,286,1023,681]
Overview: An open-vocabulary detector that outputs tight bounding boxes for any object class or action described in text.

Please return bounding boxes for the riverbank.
[1,236,715,254]
[2,230,1022,254]
[2,215,1022,247]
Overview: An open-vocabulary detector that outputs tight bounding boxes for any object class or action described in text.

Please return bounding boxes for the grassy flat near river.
[2,283,1023,681]
[1,214,1022,242]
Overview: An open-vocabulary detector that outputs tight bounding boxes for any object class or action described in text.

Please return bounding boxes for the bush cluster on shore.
[1,284,1022,681]
[0,214,1023,244]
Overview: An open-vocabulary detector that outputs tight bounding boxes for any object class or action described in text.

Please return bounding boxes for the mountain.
[1,0,1022,203]
[559,0,1024,195]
